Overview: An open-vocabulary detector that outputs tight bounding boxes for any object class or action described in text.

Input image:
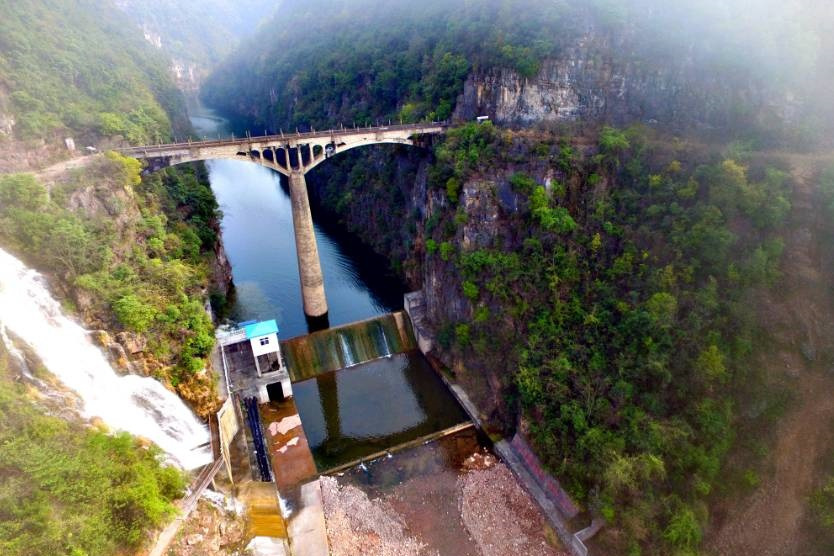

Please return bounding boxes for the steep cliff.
[454,49,794,135]
[300,121,814,552]
[204,0,828,144]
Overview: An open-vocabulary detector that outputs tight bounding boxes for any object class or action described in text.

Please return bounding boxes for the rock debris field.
[321,448,568,556]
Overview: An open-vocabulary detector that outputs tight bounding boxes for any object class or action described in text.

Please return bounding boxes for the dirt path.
[33,154,98,185]
[707,155,834,555]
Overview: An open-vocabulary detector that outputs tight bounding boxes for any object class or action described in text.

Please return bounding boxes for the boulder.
[116,331,147,354]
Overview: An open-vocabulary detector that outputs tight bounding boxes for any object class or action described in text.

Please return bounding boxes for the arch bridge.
[118,122,448,321]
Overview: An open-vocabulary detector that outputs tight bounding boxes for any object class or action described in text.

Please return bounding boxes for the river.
[188,97,403,338]
[188,97,471,471]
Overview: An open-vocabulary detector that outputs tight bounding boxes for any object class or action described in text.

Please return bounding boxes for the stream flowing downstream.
[0,247,211,469]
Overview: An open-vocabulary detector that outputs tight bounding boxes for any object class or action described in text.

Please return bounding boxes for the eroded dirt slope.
[708,154,834,555]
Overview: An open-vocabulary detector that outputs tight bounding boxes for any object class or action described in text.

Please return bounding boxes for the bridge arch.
[119,124,447,319]
[122,123,446,178]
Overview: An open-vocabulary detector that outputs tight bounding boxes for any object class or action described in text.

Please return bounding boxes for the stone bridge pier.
[119,123,447,320]
[288,170,328,318]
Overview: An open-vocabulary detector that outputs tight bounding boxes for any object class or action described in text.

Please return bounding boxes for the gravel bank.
[321,475,428,556]
[321,448,568,556]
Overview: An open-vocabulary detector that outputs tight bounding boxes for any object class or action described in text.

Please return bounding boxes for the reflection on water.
[188,96,404,338]
[292,352,469,471]
[208,160,403,338]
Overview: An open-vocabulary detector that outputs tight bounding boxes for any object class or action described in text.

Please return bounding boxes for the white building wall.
[250,332,280,357]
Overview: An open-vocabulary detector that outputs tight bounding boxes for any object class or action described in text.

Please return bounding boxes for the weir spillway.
[280,311,416,381]
[278,311,468,472]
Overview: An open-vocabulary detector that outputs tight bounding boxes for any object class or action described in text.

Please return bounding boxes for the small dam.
[279,311,468,472]
[280,311,416,381]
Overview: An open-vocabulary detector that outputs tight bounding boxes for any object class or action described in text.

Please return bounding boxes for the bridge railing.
[119,121,450,154]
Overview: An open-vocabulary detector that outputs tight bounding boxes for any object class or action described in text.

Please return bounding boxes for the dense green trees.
[0,346,185,556]
[203,0,575,129]
[0,0,187,143]
[203,0,830,143]
[0,154,220,402]
[423,123,792,552]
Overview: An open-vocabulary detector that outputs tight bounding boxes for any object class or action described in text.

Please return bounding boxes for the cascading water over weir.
[0,247,211,469]
[280,312,417,381]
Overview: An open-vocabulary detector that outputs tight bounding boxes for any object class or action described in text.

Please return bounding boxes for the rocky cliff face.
[304,145,432,284]
[454,33,798,134]
[209,235,234,296]
[305,136,566,424]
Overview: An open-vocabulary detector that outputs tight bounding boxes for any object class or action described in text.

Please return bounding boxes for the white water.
[339,333,356,367]
[378,323,392,358]
[0,247,211,469]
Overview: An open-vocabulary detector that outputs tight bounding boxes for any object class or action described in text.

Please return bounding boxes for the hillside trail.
[707,153,834,555]
[33,153,98,185]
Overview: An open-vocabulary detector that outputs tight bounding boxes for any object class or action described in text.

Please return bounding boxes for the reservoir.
[188,98,468,468]
[189,96,403,338]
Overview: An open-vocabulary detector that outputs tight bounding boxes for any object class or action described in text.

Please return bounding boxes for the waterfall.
[339,333,355,368]
[378,322,392,358]
[0,247,211,470]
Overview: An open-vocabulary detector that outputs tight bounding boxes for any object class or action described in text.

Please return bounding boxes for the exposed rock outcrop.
[454,34,797,133]
[209,237,234,296]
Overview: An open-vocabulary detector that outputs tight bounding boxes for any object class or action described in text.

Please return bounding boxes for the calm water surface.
[292,352,469,471]
[189,97,403,338]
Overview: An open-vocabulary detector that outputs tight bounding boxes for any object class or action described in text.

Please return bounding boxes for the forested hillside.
[0,0,187,146]
[115,0,277,81]
[203,0,830,143]
[202,0,834,553]
[0,0,227,413]
[425,124,794,553]
[0,157,224,414]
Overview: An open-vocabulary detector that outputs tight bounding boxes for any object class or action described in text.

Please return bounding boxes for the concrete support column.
[296,145,305,172]
[288,171,328,318]
[281,147,289,173]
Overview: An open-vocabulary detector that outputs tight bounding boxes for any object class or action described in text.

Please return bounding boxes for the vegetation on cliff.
[0,0,187,143]
[0,154,222,414]
[203,0,828,141]
[203,0,564,128]
[421,122,792,552]
[115,0,278,74]
[0,344,186,556]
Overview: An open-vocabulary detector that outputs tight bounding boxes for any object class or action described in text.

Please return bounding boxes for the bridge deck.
[119,122,448,155]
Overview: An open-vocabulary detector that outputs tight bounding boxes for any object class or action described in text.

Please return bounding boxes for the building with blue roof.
[216,319,290,404]
[244,319,279,340]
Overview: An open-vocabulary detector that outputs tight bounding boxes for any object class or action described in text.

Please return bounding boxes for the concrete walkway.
[286,479,330,556]
[258,397,329,556]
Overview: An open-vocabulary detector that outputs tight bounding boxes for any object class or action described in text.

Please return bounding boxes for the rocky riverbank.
[319,432,566,556]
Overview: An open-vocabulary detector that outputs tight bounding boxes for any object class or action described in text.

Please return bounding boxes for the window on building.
[259,337,270,346]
